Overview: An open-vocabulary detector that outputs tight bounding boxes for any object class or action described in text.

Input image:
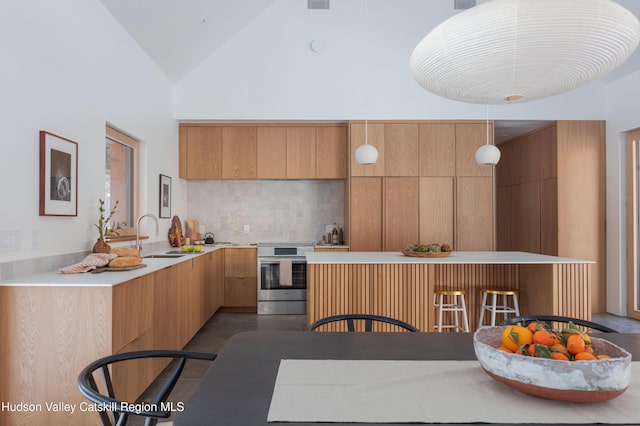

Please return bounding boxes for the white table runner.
[268,360,640,424]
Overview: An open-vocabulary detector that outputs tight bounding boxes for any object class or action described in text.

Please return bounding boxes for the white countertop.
[0,243,256,287]
[305,251,594,265]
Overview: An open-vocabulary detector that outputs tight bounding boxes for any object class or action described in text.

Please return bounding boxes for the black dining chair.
[78,349,216,426]
[309,314,419,332]
[503,314,618,333]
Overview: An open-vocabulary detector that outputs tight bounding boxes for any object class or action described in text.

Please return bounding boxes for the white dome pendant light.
[355,0,379,165]
[475,106,500,166]
[355,120,379,165]
[410,0,640,104]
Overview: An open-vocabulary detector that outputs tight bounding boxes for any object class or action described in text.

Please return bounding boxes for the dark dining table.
[174,331,640,426]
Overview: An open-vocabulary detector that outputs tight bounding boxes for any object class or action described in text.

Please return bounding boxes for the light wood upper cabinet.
[222,127,257,179]
[180,126,223,179]
[350,123,385,177]
[257,127,287,179]
[385,123,419,176]
[455,123,493,177]
[384,177,419,251]
[180,123,347,180]
[419,124,455,176]
[456,177,494,250]
[316,126,347,179]
[349,177,383,251]
[419,177,454,246]
[287,127,316,179]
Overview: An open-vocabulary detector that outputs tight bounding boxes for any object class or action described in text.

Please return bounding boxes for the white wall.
[0,0,179,263]
[175,0,608,121]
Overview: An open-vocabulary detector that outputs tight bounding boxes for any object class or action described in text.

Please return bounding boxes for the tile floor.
[127,312,640,425]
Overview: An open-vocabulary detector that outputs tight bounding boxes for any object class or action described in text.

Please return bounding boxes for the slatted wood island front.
[306,251,594,332]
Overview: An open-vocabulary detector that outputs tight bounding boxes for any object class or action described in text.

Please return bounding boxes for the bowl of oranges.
[473,323,632,403]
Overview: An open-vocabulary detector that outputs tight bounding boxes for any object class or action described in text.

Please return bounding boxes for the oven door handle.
[258,258,307,264]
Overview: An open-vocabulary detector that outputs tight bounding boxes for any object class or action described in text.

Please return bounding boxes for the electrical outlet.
[243,225,250,234]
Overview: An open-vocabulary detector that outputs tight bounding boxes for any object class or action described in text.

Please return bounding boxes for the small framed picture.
[159,174,171,218]
[39,131,78,216]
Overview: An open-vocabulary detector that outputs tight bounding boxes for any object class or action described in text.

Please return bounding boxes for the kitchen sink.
[143,254,185,258]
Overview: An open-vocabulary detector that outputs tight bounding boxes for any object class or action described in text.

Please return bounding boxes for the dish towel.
[279,259,293,286]
[58,253,118,274]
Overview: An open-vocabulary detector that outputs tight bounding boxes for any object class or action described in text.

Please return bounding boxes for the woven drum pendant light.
[410,0,640,104]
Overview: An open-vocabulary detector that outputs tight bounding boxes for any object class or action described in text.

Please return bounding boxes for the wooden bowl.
[401,250,452,258]
[473,326,632,403]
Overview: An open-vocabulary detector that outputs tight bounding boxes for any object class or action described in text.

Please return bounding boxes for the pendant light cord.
[486,104,490,146]
[365,0,369,146]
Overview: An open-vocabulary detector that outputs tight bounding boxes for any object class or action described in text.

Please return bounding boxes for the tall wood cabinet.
[495,120,606,312]
[347,121,495,252]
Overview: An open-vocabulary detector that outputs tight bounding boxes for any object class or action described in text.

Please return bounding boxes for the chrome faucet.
[136,213,159,253]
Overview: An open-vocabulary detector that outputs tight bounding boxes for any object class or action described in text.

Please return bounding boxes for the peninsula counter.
[305,251,594,332]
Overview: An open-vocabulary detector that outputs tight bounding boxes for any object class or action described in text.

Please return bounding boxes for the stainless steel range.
[257,241,314,315]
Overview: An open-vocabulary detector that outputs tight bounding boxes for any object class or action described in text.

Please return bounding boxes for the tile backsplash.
[187,180,345,244]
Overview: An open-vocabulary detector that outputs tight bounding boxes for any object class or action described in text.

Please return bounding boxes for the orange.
[527,321,545,333]
[551,351,569,361]
[550,343,568,355]
[501,325,533,352]
[532,329,555,346]
[582,333,592,347]
[574,351,597,361]
[596,354,612,360]
[566,334,586,355]
[496,345,513,353]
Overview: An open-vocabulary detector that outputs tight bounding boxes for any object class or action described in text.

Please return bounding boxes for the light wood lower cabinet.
[223,248,257,308]
[0,250,229,426]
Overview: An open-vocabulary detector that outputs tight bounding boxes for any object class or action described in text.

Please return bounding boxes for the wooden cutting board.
[91,263,147,273]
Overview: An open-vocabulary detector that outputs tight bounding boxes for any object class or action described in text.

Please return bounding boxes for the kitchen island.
[305,251,594,332]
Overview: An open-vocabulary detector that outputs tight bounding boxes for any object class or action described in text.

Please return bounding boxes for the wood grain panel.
[496,185,511,250]
[184,126,222,179]
[113,328,155,402]
[384,177,419,251]
[224,248,257,277]
[540,178,558,256]
[538,124,558,179]
[350,122,385,176]
[456,177,494,251]
[224,277,257,307]
[222,126,257,179]
[349,177,383,251]
[314,247,349,252]
[286,127,316,178]
[384,123,419,176]
[0,286,112,426]
[556,121,605,313]
[112,274,153,353]
[455,123,493,177]
[509,181,541,253]
[495,139,513,188]
[419,177,454,246]
[257,127,287,179]
[419,123,455,176]
[179,126,188,179]
[152,266,178,384]
[315,126,347,179]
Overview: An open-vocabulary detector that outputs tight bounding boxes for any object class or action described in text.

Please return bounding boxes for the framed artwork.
[159,174,171,218]
[39,131,78,216]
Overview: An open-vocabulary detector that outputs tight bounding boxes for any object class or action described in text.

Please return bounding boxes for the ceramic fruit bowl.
[473,326,632,403]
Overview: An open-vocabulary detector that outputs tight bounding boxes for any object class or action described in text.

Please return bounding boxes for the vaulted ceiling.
[100,0,640,84]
